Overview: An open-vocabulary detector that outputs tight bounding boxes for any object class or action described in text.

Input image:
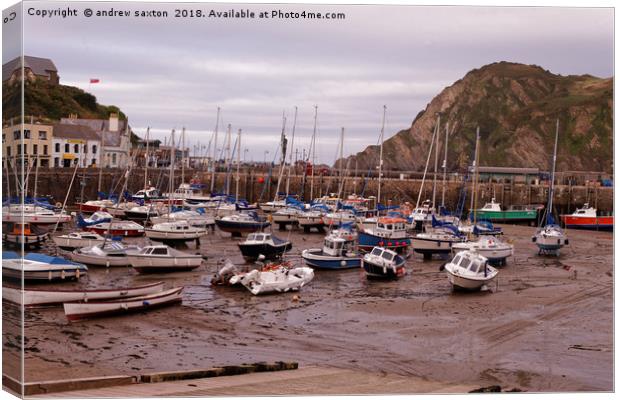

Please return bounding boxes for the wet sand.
[3,223,613,393]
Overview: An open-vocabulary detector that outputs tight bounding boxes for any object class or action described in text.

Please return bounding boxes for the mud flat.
[3,224,612,393]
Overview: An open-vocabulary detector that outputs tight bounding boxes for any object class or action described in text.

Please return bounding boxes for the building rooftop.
[2,56,58,81]
[52,123,101,141]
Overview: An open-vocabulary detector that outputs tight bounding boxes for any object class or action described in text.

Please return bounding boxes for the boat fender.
[56,202,62,208]
[564,239,569,245]
[340,260,347,267]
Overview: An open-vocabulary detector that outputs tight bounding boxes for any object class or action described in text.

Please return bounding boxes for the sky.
[5,1,614,164]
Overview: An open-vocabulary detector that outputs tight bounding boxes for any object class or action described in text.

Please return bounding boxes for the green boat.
[470,198,539,223]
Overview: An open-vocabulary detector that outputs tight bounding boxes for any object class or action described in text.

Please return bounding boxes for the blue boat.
[358,216,410,254]
[301,228,361,270]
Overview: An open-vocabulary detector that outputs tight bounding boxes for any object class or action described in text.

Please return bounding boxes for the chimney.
[109,113,119,132]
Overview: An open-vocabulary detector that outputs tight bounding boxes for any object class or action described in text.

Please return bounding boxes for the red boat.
[561,203,613,231]
[84,221,145,237]
[76,200,116,214]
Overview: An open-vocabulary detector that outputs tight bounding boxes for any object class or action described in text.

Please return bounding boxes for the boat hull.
[411,237,456,256]
[53,236,106,250]
[64,287,183,321]
[70,252,131,267]
[361,259,405,279]
[358,232,410,254]
[446,270,494,291]
[128,255,203,273]
[144,229,207,242]
[238,242,292,261]
[3,232,48,247]
[215,219,270,234]
[301,249,361,269]
[470,209,537,223]
[85,226,144,237]
[561,215,613,231]
[3,282,166,307]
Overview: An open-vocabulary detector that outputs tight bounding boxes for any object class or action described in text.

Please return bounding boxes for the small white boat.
[411,226,464,259]
[297,209,325,232]
[128,245,203,273]
[259,199,287,213]
[532,224,568,256]
[409,199,435,230]
[2,252,87,281]
[106,201,140,218]
[64,286,183,321]
[3,281,166,307]
[71,242,142,267]
[53,231,109,250]
[131,187,164,201]
[84,220,145,237]
[444,250,498,291]
[361,246,406,279]
[75,211,113,228]
[272,207,302,228]
[323,210,357,227]
[2,204,72,225]
[238,232,292,261]
[452,235,514,265]
[2,222,48,248]
[145,220,208,242]
[150,210,215,229]
[124,204,162,221]
[230,265,314,295]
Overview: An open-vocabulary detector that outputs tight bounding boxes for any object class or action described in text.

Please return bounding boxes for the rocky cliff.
[343,62,613,173]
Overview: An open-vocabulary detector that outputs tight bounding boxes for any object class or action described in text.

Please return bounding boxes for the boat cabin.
[247,233,273,243]
[373,217,408,238]
[139,246,170,256]
[323,233,356,257]
[133,187,162,199]
[451,252,488,275]
[572,203,597,217]
[370,247,398,263]
[480,198,502,212]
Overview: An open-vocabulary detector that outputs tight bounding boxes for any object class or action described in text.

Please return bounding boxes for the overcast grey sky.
[11,1,614,163]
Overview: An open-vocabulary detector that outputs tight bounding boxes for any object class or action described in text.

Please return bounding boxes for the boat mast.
[169,129,175,217]
[338,127,345,199]
[235,128,242,203]
[441,122,449,208]
[33,153,40,201]
[547,119,560,225]
[144,127,150,190]
[472,126,481,224]
[273,112,287,202]
[310,105,318,201]
[378,105,386,210]
[98,133,104,193]
[415,114,440,210]
[285,106,298,197]
[181,126,186,186]
[431,115,441,210]
[210,107,220,193]
[225,124,232,195]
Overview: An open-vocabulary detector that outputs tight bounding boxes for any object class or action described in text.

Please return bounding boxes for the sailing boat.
[532,119,568,256]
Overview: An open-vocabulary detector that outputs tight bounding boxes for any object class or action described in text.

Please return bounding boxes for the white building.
[51,123,101,168]
[60,113,131,168]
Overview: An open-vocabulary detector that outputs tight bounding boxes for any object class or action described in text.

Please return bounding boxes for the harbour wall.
[7,168,613,214]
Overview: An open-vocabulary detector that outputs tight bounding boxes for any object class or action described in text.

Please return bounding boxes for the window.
[152,248,168,255]
[38,131,47,140]
[469,262,480,273]
[371,248,382,256]
[23,130,30,139]
[55,143,60,152]
[43,145,48,155]
[92,145,97,154]
[459,257,470,269]
[17,144,22,155]
[23,144,27,154]
[2,134,5,143]
[112,153,117,164]
[54,157,59,167]
[7,146,11,157]
[65,144,70,153]
[84,144,88,153]
[74,144,79,153]
[33,144,38,155]
[91,158,96,166]
[13,130,19,140]
[382,252,394,261]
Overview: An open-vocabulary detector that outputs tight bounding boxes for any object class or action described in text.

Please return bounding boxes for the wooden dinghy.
[2,281,166,307]
[63,286,183,321]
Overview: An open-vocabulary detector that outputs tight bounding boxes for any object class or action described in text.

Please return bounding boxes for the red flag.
[90,78,100,84]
